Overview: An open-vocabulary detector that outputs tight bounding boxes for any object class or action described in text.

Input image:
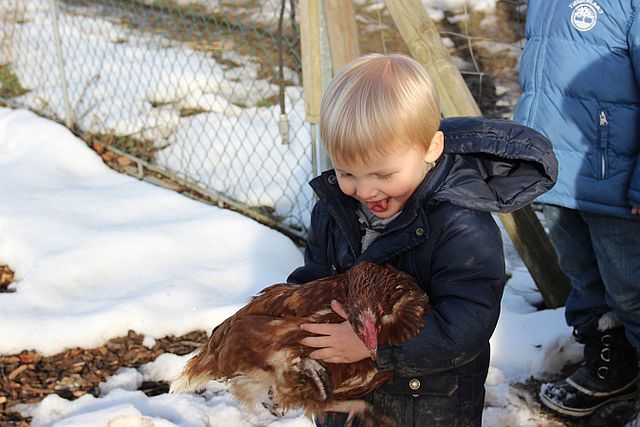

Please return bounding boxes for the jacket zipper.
[599,110,609,179]
[334,219,358,260]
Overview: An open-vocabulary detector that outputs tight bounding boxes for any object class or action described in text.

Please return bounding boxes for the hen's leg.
[261,385,285,417]
[303,358,333,401]
[324,400,395,427]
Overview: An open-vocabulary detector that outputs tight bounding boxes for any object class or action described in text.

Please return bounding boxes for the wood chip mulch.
[0,265,15,293]
[0,329,208,426]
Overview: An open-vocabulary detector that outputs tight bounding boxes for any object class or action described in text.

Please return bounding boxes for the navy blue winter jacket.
[287,117,557,416]
[514,0,640,219]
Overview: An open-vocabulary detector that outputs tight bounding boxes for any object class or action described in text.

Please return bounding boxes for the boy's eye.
[376,173,393,180]
[339,171,352,178]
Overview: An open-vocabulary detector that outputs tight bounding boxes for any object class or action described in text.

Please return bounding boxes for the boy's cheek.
[337,181,353,196]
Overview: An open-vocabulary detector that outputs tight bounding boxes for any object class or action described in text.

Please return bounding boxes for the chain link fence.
[0,0,526,241]
[1,0,313,240]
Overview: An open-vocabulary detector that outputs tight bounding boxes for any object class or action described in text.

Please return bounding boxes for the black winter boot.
[540,326,639,418]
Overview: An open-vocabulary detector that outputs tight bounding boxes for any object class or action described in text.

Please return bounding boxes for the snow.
[0,110,303,356]
[0,107,313,427]
[0,0,583,426]
[0,106,581,427]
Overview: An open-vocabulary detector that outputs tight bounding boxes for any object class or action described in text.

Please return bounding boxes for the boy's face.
[331,132,444,219]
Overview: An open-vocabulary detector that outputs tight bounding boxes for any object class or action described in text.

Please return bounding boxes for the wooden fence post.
[323,0,360,72]
[385,0,570,308]
[299,0,323,124]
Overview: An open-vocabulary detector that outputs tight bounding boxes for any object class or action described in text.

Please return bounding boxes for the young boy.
[288,54,557,426]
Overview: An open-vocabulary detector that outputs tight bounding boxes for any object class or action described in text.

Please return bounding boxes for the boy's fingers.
[300,322,337,334]
[300,335,331,348]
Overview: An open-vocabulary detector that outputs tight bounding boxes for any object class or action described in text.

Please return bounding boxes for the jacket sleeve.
[287,202,333,284]
[375,208,505,376]
[628,9,640,208]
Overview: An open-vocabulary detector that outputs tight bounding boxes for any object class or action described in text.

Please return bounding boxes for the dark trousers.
[316,346,490,427]
[543,204,640,348]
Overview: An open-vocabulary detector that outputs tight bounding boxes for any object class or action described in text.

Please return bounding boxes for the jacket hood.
[433,117,557,213]
[310,117,557,215]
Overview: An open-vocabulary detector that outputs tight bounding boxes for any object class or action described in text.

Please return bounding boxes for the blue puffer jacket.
[288,117,557,426]
[514,0,640,219]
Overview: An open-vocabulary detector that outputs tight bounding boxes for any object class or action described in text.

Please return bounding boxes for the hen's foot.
[303,358,333,401]
[261,385,286,417]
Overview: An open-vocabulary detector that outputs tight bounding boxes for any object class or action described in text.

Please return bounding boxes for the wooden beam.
[299,0,323,123]
[323,0,361,73]
[385,0,570,308]
[499,208,570,308]
[385,0,479,117]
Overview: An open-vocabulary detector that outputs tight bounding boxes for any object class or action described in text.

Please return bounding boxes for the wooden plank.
[385,0,571,308]
[499,208,570,308]
[384,0,479,117]
[323,0,361,73]
[299,0,323,123]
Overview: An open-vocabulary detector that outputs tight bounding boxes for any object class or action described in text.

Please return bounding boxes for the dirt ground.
[0,328,206,426]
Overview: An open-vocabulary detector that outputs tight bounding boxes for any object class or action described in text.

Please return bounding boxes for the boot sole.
[539,387,639,418]
[567,374,640,397]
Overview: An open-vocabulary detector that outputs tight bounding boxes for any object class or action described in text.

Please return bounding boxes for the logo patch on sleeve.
[569,0,604,32]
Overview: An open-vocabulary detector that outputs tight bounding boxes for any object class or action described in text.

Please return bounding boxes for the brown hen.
[170,261,429,426]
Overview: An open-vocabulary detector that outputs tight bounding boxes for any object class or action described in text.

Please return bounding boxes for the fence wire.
[0,0,526,240]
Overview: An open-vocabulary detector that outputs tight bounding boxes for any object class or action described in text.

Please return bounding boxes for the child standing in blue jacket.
[514,0,640,421]
[289,53,557,426]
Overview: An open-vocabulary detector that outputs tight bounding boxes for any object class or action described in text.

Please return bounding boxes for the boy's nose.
[355,182,377,200]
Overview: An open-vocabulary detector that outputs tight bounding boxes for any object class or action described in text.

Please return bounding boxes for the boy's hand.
[632,206,639,215]
[299,300,371,363]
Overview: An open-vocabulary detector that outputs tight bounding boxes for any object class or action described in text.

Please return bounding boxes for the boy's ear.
[424,131,444,163]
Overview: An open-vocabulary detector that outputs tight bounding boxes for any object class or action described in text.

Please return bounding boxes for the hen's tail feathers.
[303,358,333,401]
[169,371,212,394]
[169,353,213,394]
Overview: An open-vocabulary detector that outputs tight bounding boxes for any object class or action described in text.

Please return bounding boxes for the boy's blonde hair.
[320,53,441,165]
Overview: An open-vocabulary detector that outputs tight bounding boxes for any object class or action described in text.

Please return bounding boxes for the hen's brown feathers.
[170,262,429,425]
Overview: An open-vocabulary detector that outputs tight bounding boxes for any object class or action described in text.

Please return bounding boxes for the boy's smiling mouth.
[367,198,390,213]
